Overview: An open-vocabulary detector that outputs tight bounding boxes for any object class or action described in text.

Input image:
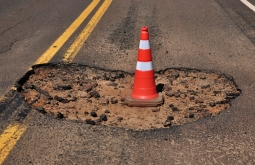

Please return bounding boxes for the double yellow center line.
[63,0,112,63]
[0,0,112,164]
[36,0,112,64]
[0,124,27,163]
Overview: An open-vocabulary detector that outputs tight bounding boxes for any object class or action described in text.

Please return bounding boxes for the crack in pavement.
[0,43,14,55]
[0,16,34,55]
[0,0,35,36]
[0,14,32,36]
[0,20,24,36]
[0,32,39,56]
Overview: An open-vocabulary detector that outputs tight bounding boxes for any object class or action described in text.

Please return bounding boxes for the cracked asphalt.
[1,0,255,164]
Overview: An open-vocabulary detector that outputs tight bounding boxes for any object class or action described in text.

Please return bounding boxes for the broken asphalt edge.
[1,62,242,133]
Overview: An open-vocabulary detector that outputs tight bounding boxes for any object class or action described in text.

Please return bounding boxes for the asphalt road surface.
[0,0,255,164]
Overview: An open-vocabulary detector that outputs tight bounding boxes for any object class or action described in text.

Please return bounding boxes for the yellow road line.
[0,87,16,104]
[0,1,103,164]
[62,0,113,63]
[0,124,27,164]
[0,96,6,103]
[35,0,100,64]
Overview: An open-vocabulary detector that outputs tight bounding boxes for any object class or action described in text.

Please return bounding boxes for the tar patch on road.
[0,89,31,123]
[18,63,241,130]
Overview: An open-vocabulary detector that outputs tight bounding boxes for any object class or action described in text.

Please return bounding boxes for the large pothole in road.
[19,64,240,130]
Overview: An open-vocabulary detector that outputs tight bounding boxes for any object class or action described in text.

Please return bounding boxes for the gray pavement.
[1,0,255,164]
[0,0,92,96]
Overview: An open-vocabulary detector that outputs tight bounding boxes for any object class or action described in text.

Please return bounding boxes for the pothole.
[19,63,241,130]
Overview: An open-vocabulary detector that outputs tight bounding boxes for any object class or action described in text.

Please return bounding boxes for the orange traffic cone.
[125,26,163,107]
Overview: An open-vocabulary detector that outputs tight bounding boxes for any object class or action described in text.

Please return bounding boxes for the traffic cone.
[125,26,163,107]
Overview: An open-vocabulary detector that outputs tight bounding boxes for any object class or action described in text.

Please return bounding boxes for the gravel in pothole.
[20,64,241,130]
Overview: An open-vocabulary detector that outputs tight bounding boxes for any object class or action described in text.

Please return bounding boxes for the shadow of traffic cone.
[125,26,163,107]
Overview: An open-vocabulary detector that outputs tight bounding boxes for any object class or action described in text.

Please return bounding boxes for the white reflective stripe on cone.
[139,40,150,50]
[136,61,153,71]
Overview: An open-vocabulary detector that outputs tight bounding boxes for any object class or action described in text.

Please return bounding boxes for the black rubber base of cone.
[125,93,164,107]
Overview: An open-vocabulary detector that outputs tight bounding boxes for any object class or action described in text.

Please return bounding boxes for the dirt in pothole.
[20,64,241,130]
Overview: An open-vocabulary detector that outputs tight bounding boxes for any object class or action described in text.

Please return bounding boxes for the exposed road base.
[19,63,240,130]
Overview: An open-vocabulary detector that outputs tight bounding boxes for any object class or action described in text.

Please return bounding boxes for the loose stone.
[171,71,179,79]
[117,117,123,121]
[76,91,90,98]
[213,91,221,95]
[69,97,77,102]
[111,97,118,104]
[86,98,92,103]
[83,80,98,92]
[105,109,110,113]
[103,73,110,80]
[55,83,72,90]
[89,90,100,98]
[96,118,103,123]
[190,96,195,101]
[200,104,207,108]
[110,77,116,82]
[163,84,172,91]
[167,116,174,121]
[54,96,69,103]
[152,108,160,112]
[85,119,96,125]
[195,98,204,104]
[227,92,240,97]
[189,113,195,118]
[48,96,53,100]
[99,97,109,106]
[163,120,171,127]
[110,72,119,79]
[180,94,186,98]
[57,112,64,119]
[118,73,125,78]
[201,85,210,89]
[24,83,34,89]
[172,106,179,111]
[197,109,202,112]
[165,91,175,97]
[216,100,229,104]
[199,74,206,79]
[209,102,216,107]
[100,113,108,121]
[225,95,235,99]
[106,82,118,87]
[90,112,98,117]
[174,92,181,98]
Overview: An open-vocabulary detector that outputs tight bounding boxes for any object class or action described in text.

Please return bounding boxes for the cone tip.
[141,26,148,32]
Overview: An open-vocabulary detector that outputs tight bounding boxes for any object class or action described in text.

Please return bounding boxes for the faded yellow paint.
[0,96,6,103]
[0,87,16,103]
[0,124,27,164]
[0,1,107,164]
